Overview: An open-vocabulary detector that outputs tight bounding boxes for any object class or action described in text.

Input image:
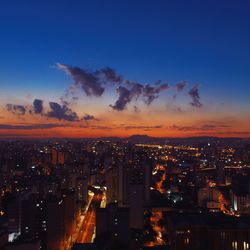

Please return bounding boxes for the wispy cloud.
[123,125,162,130]
[82,114,97,121]
[56,63,106,97]
[110,85,141,111]
[0,123,65,130]
[110,82,169,111]
[188,85,202,107]
[170,123,230,132]
[6,104,26,115]
[57,63,171,111]
[173,81,187,98]
[6,99,82,122]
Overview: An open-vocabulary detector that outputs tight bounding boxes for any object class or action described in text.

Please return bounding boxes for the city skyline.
[1,0,250,138]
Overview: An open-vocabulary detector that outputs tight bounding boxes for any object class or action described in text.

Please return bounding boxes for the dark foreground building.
[165,211,250,250]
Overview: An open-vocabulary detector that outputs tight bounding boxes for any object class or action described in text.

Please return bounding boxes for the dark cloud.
[0,123,64,130]
[133,106,139,112]
[200,124,217,130]
[83,114,96,121]
[47,102,79,121]
[7,99,44,116]
[0,133,31,138]
[216,131,250,135]
[170,123,231,132]
[57,63,171,111]
[110,86,141,111]
[6,98,81,122]
[173,81,187,98]
[96,67,123,83]
[6,104,26,115]
[170,124,212,132]
[56,63,105,97]
[143,83,169,105]
[57,65,123,106]
[33,99,43,114]
[123,125,162,130]
[110,82,169,111]
[175,81,187,92]
[188,85,202,107]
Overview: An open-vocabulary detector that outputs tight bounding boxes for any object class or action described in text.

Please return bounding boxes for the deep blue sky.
[0,0,250,105]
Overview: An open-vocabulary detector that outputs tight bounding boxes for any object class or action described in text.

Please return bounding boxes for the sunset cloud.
[57,63,171,111]
[123,125,162,130]
[96,67,123,84]
[173,81,188,98]
[83,114,97,121]
[33,99,43,114]
[47,102,79,121]
[6,104,26,115]
[170,123,231,132]
[110,82,169,111]
[56,63,105,97]
[0,123,65,130]
[110,85,142,111]
[143,83,169,105]
[188,85,202,107]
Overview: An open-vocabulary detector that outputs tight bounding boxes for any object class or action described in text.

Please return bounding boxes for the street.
[75,193,103,244]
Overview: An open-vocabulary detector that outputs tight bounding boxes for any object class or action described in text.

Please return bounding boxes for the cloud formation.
[123,125,162,130]
[170,123,230,132]
[110,82,169,111]
[173,81,187,98]
[96,67,123,84]
[0,123,65,130]
[143,83,169,105]
[33,99,43,114]
[56,63,106,97]
[57,63,172,111]
[188,85,202,107]
[47,102,79,121]
[6,99,80,122]
[175,81,187,92]
[110,85,142,111]
[83,114,96,121]
[6,104,26,115]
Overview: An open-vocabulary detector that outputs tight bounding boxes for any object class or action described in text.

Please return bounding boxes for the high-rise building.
[5,240,41,250]
[58,152,65,165]
[51,149,58,166]
[105,167,119,204]
[118,163,130,207]
[96,203,130,249]
[7,197,21,236]
[216,161,225,186]
[76,177,88,204]
[45,196,64,250]
[51,149,65,165]
[21,193,42,238]
[62,190,76,239]
[166,211,250,250]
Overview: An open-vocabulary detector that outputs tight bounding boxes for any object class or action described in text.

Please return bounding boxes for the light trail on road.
[75,192,103,244]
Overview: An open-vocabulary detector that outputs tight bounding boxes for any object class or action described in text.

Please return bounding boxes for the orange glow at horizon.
[1,125,250,138]
[1,101,250,138]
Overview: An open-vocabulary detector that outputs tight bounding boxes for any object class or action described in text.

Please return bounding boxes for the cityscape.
[0,1,250,250]
[0,137,250,250]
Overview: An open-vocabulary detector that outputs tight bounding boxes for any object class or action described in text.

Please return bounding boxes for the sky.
[0,0,250,138]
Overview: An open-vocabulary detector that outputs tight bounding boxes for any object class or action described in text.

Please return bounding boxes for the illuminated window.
[232,241,238,250]
[244,242,249,250]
